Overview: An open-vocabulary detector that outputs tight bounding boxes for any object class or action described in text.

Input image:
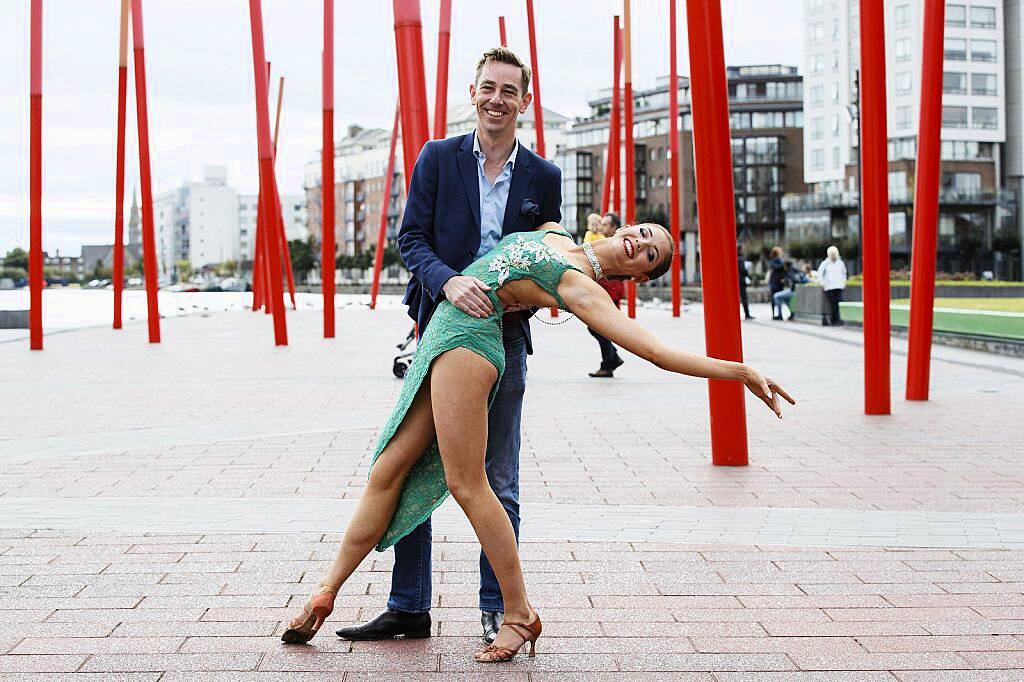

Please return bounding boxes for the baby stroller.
[392,326,417,379]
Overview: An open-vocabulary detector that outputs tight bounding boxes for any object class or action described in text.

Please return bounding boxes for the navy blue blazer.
[397,132,563,353]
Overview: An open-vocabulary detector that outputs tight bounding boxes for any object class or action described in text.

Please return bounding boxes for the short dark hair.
[475,47,531,95]
[603,212,621,230]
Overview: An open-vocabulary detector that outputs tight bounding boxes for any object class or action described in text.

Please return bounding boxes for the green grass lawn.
[891,298,1024,313]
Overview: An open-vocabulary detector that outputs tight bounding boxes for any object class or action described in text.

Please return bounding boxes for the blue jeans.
[386,335,528,614]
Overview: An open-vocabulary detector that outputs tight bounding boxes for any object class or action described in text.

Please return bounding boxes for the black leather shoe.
[336,609,431,640]
[481,610,502,644]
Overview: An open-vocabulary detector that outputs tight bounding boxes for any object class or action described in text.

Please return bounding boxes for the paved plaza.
[3,295,1024,679]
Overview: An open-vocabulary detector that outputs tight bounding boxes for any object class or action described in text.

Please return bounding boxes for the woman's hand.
[740,365,795,419]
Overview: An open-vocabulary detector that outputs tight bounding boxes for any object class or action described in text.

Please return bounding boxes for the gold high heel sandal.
[281,582,338,644]
[473,609,542,663]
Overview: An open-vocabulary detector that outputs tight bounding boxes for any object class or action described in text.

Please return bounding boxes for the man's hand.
[442,276,494,318]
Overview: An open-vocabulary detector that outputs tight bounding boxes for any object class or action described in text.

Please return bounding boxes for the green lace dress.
[372,228,582,551]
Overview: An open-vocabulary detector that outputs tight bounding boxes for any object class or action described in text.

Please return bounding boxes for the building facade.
[790,0,1012,274]
[153,167,305,279]
[558,65,805,283]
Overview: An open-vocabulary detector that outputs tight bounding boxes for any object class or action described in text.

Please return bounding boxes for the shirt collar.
[472,131,518,170]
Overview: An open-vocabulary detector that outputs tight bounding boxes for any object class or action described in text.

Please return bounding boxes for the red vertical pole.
[668,0,682,318]
[393,0,431,183]
[906,0,945,401]
[611,21,622,218]
[684,0,748,466]
[523,0,557,318]
[113,0,130,330]
[623,0,637,318]
[433,0,452,140]
[600,17,621,215]
[860,0,891,414]
[29,0,43,350]
[259,61,273,316]
[371,104,401,310]
[248,0,288,345]
[322,2,336,338]
[131,0,161,343]
[498,16,507,47]
[271,75,297,310]
[525,0,546,158]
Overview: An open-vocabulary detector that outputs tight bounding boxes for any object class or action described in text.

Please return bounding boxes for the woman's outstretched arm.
[559,272,795,417]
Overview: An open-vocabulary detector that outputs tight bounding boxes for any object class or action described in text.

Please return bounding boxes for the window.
[810,84,824,105]
[896,105,913,129]
[972,107,998,129]
[971,40,996,63]
[894,4,910,28]
[944,38,967,60]
[972,73,997,96]
[895,72,912,94]
[811,149,825,170]
[971,6,996,29]
[889,212,908,248]
[811,118,824,140]
[895,38,911,62]
[942,171,982,192]
[946,4,966,26]
[943,71,967,94]
[942,106,968,128]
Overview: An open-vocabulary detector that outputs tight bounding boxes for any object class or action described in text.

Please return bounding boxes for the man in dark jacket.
[336,47,562,647]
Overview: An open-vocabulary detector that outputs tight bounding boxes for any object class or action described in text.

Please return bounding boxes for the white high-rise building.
[154,166,239,277]
[154,166,308,279]
[802,0,1005,188]
[237,194,308,262]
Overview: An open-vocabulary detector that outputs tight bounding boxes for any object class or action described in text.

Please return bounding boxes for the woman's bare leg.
[430,348,533,649]
[317,380,437,592]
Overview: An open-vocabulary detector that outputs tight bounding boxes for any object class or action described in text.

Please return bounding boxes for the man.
[587,212,625,378]
[336,47,562,646]
[738,245,753,321]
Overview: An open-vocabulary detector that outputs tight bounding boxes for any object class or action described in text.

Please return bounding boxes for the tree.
[3,247,28,270]
[288,237,317,283]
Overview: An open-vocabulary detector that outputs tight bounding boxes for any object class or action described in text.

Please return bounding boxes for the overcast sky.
[0,0,803,257]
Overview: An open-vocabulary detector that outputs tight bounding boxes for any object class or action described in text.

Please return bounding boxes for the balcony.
[782,187,1006,212]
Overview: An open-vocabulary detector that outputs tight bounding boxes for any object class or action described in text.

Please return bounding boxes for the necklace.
[582,242,603,280]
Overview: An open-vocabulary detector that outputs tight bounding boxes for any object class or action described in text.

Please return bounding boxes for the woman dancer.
[282,222,794,662]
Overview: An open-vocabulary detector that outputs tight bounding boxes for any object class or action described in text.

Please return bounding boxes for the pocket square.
[520,199,541,217]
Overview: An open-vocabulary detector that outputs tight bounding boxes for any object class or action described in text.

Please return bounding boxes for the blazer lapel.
[456,134,482,233]
[502,145,533,234]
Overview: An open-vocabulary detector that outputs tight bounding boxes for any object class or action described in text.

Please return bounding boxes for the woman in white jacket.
[816,245,848,326]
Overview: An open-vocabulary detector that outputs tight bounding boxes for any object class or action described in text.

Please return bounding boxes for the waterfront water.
[0,288,404,336]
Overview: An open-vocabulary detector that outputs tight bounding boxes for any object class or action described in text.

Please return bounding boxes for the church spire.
[128,187,141,247]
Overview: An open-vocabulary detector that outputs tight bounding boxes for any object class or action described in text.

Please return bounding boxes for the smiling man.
[335,47,562,646]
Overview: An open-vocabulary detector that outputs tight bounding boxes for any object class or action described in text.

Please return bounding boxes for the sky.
[0,0,803,257]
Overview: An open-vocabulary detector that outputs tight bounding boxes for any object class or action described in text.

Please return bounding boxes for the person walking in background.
[587,211,625,377]
[737,245,753,321]
[817,245,847,326]
[583,212,603,244]
[767,246,787,320]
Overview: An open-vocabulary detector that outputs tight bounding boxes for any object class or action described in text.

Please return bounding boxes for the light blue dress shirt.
[472,131,519,259]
